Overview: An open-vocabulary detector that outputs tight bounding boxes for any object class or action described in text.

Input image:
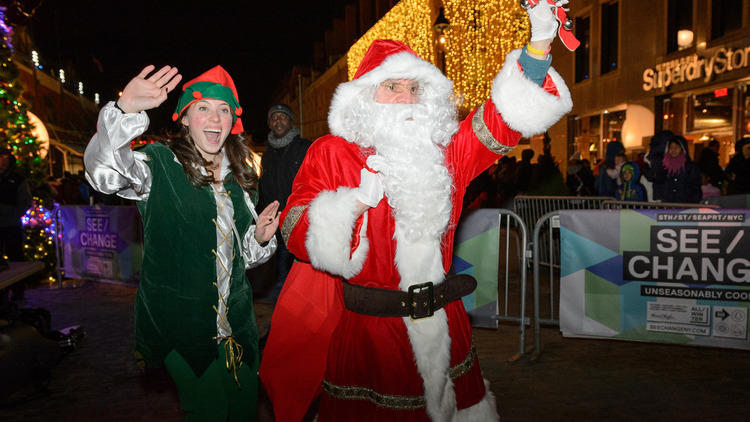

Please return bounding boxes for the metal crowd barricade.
[493,209,530,358]
[601,200,720,210]
[531,211,561,355]
[513,196,611,268]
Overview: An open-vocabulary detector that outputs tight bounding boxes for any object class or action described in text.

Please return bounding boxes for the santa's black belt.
[342,274,477,319]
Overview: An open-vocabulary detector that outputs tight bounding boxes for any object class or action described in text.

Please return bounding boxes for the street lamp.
[433,7,450,73]
[677,29,694,50]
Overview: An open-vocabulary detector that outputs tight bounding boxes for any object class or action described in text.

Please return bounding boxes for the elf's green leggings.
[164,343,258,422]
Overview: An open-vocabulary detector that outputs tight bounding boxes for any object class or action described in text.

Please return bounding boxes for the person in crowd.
[258,104,311,305]
[516,148,536,194]
[84,65,279,421]
[615,161,645,201]
[258,2,573,420]
[725,136,750,195]
[701,172,721,200]
[697,139,724,193]
[494,155,519,208]
[60,171,84,204]
[528,136,568,195]
[652,135,702,203]
[642,130,674,201]
[0,148,32,268]
[594,140,624,197]
[566,152,595,196]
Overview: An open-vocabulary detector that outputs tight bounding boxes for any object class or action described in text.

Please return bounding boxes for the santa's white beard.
[362,102,455,257]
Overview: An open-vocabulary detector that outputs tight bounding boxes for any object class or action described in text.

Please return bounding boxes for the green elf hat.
[171,65,244,134]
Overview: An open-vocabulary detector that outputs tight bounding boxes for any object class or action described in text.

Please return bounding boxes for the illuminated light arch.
[27,111,49,159]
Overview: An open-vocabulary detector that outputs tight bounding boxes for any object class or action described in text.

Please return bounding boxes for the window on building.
[571,115,601,162]
[600,1,618,75]
[711,0,742,40]
[603,110,625,144]
[667,0,693,53]
[687,89,733,132]
[739,84,750,138]
[575,15,590,82]
[660,96,689,134]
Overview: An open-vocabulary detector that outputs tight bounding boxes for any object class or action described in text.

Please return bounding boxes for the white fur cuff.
[305,187,369,279]
[456,380,499,421]
[491,49,572,138]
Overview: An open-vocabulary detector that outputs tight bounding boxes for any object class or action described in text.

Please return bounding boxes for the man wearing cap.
[85,64,280,420]
[260,3,573,421]
[258,104,311,304]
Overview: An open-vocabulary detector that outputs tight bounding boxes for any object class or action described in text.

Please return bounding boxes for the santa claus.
[260,2,573,421]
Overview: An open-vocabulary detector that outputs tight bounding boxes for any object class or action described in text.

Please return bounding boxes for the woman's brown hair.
[165,129,258,194]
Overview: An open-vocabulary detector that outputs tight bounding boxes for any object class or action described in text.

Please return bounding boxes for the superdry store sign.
[559,208,750,351]
[642,45,750,91]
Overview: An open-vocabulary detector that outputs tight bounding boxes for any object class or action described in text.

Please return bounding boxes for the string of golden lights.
[346,0,530,114]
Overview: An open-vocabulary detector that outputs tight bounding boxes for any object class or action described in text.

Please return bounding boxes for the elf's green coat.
[135,142,258,376]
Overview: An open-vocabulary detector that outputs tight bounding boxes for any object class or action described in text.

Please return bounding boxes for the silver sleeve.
[84,102,153,201]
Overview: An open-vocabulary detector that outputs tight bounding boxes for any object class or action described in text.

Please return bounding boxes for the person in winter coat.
[566,152,595,196]
[594,140,624,197]
[258,104,311,305]
[653,135,702,203]
[616,161,645,201]
[642,130,674,201]
[697,140,724,191]
[726,137,750,195]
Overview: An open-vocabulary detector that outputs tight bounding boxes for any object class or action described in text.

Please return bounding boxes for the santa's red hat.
[327,39,452,140]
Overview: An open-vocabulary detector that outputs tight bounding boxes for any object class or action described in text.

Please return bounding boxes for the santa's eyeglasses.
[379,80,424,96]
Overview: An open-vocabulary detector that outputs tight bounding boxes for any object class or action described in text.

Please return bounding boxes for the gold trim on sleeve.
[472,103,514,156]
[280,204,308,245]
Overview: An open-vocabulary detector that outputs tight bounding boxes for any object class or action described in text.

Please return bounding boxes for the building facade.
[556,0,750,167]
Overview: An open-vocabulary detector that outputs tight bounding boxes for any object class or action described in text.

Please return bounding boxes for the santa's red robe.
[260,48,571,422]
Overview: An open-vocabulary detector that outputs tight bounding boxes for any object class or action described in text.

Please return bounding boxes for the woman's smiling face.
[181,99,233,160]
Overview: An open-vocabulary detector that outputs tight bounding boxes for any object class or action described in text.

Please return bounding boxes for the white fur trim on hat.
[491,49,572,138]
[305,187,368,278]
[328,52,452,140]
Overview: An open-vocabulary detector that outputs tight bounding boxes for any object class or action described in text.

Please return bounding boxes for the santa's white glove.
[357,168,384,208]
[365,155,392,174]
[528,0,567,42]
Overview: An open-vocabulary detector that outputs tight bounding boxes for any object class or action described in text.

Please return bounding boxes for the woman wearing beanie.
[85,65,279,421]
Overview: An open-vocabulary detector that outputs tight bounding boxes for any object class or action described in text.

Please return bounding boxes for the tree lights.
[347,0,435,81]
[443,0,529,113]
[345,0,530,115]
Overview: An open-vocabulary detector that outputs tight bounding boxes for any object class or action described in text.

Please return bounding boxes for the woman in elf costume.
[85,65,279,421]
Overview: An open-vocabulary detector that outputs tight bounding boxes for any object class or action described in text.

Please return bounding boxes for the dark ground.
[2,278,749,422]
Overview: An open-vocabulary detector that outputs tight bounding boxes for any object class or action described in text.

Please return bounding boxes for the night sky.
[11,0,356,142]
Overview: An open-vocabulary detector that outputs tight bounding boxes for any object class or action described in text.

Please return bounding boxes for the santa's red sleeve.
[278,135,370,279]
[447,48,573,188]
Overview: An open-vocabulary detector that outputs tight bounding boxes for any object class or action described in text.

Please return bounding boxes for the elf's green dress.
[85,103,276,421]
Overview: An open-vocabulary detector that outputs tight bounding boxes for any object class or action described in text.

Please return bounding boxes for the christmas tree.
[2,6,55,279]
[0,6,45,185]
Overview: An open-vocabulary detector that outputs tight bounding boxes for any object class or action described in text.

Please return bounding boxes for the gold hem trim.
[322,344,477,409]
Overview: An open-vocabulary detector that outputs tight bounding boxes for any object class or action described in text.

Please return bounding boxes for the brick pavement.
[2,279,750,421]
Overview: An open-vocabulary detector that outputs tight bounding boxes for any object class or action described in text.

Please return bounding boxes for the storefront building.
[554,0,750,168]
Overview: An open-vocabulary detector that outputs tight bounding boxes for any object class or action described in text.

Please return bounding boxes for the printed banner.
[453,208,500,328]
[59,205,143,284]
[560,208,750,350]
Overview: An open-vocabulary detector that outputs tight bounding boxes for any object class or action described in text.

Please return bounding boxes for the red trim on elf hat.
[353,39,419,80]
